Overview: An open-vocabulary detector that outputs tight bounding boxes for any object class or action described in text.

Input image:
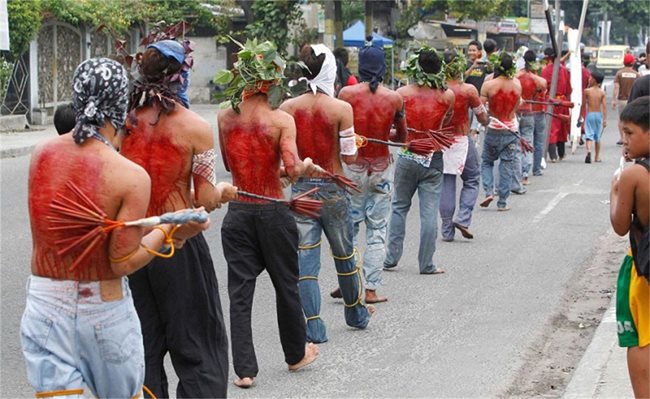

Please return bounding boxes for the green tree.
[243,0,303,56]
[7,0,42,60]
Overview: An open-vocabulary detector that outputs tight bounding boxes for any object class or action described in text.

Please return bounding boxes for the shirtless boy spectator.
[281,44,372,344]
[337,42,407,303]
[383,46,454,274]
[610,97,649,399]
[119,40,237,399]
[439,49,487,241]
[479,52,522,211]
[583,70,607,163]
[218,40,319,388]
[613,54,640,145]
[21,57,207,399]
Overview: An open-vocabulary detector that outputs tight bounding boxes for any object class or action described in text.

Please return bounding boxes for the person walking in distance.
[383,46,454,274]
[479,52,522,211]
[515,50,547,181]
[583,70,607,163]
[612,54,640,145]
[439,49,487,242]
[336,42,407,303]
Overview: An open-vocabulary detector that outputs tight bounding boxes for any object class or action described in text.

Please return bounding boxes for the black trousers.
[221,202,306,378]
[129,233,228,399]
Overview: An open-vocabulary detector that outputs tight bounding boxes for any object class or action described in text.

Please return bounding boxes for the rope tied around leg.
[299,239,322,250]
[332,248,364,307]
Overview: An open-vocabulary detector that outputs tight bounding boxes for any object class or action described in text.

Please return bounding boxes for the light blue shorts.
[20,276,144,398]
[585,112,603,142]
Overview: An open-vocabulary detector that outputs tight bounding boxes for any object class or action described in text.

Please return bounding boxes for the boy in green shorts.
[610,96,649,398]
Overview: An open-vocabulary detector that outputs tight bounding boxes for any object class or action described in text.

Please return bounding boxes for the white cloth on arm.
[304,44,337,98]
[339,127,357,156]
[472,103,487,115]
[192,148,217,187]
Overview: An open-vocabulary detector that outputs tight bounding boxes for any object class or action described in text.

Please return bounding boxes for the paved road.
[0,104,624,397]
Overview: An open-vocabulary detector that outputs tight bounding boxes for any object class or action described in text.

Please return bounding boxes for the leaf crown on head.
[213,38,290,112]
[489,51,517,79]
[445,50,467,81]
[403,46,447,90]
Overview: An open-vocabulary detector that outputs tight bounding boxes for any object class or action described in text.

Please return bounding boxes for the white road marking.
[533,192,569,223]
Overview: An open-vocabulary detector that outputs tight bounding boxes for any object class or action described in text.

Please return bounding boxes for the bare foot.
[365,289,388,303]
[367,304,376,316]
[479,195,494,208]
[288,343,320,372]
[233,377,255,389]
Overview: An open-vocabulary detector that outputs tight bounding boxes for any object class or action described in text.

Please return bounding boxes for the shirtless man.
[583,70,607,163]
[281,43,372,344]
[383,46,454,275]
[337,43,407,303]
[21,57,208,399]
[439,49,487,242]
[218,40,319,388]
[479,52,523,211]
[516,50,547,181]
[119,40,237,399]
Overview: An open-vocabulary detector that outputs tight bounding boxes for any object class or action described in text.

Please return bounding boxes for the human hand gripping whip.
[48,181,210,272]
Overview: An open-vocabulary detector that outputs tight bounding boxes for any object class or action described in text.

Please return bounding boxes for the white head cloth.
[305,44,337,97]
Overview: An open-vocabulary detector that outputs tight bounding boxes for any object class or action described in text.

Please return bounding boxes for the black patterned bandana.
[72,58,129,145]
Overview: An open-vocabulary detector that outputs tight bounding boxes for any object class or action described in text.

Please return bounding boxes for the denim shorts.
[21,275,144,398]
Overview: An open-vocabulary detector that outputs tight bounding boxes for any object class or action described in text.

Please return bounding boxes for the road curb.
[0,145,35,159]
[563,296,618,398]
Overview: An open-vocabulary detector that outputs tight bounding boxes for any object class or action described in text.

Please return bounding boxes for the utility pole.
[544,0,562,154]
[324,0,335,49]
[334,0,343,49]
[365,0,373,38]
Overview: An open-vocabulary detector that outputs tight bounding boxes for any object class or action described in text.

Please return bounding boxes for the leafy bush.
[0,58,14,104]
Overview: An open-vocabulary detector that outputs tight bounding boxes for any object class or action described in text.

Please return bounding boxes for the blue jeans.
[346,163,393,290]
[439,136,480,240]
[517,114,535,179]
[292,178,371,343]
[21,276,144,398]
[385,154,444,273]
[531,112,547,176]
[481,129,518,208]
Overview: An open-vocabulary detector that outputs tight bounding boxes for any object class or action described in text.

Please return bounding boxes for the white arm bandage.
[472,103,487,115]
[339,127,357,156]
[192,149,217,187]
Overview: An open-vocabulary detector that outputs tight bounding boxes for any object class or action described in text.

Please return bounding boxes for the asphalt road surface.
[1,103,625,398]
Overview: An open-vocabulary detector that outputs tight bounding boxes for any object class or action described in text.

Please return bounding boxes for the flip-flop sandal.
[479,196,494,208]
[453,223,474,239]
[365,296,388,304]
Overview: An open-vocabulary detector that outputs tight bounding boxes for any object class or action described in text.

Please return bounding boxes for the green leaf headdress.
[488,51,517,79]
[213,38,287,112]
[403,46,447,90]
[445,50,467,81]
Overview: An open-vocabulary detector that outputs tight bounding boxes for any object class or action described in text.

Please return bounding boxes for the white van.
[596,45,630,75]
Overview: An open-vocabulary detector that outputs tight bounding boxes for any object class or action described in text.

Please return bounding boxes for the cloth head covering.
[71,58,129,145]
[305,44,337,97]
[359,45,386,92]
[147,40,190,108]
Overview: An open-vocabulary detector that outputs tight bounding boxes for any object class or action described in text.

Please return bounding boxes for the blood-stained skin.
[444,84,471,136]
[293,108,336,172]
[489,89,519,122]
[29,141,109,280]
[345,92,394,158]
[403,92,450,141]
[121,115,189,216]
[221,122,283,201]
[518,73,545,113]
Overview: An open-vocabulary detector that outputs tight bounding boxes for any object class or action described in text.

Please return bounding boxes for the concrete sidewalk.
[563,297,633,398]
